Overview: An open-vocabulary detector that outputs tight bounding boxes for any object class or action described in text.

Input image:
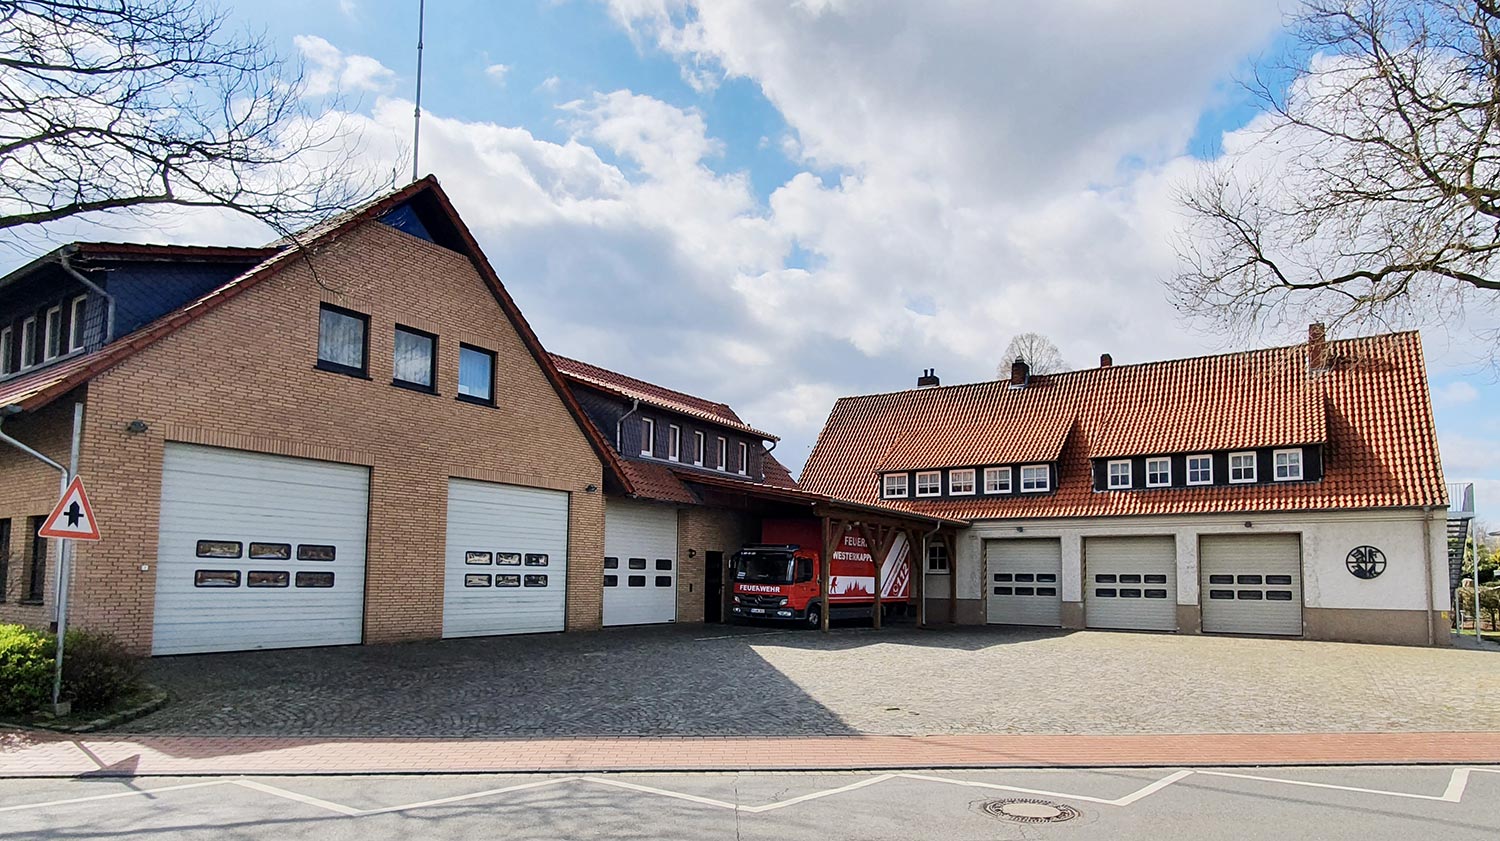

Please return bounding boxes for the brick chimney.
[1308,323,1328,372]
[916,368,940,387]
[1009,357,1030,388]
[1100,353,1113,368]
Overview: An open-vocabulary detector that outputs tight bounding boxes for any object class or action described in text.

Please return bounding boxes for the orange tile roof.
[550,354,779,441]
[800,332,1446,519]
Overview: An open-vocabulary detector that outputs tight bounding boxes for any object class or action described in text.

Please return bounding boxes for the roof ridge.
[550,352,731,412]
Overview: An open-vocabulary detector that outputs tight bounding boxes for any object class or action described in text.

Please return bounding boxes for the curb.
[1,687,168,734]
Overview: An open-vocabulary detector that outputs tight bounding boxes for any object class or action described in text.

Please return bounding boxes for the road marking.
[231,779,364,816]
[894,771,1177,806]
[0,780,233,813]
[739,774,897,813]
[1195,767,1495,803]
[583,777,742,810]
[358,776,582,816]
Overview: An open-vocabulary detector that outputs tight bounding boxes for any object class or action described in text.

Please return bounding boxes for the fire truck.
[729,518,912,627]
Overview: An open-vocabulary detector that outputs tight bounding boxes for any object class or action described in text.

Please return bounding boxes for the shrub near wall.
[0,624,52,717]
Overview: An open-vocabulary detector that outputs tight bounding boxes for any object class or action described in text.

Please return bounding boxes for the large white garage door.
[1085,536,1177,631]
[603,499,678,626]
[1200,534,1303,636]
[152,444,369,655]
[985,538,1062,627]
[443,479,569,638]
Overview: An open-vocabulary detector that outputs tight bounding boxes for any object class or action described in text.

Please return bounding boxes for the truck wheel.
[805,603,822,629]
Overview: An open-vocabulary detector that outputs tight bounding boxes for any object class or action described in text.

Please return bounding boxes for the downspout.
[58,250,117,344]
[615,398,640,453]
[1423,505,1438,647]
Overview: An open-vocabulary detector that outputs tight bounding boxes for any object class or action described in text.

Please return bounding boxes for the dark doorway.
[704,550,724,623]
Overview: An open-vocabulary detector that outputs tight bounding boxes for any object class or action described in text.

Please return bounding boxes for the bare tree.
[1171,0,1500,342]
[0,0,396,243]
[997,332,1068,377]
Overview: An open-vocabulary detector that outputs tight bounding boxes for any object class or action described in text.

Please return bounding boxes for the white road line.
[581,776,742,810]
[1194,769,1475,803]
[1111,769,1198,806]
[231,779,365,816]
[739,774,897,813]
[893,772,1171,806]
[358,776,582,816]
[0,780,233,813]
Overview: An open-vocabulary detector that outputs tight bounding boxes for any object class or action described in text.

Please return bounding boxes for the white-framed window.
[949,468,976,495]
[640,418,656,457]
[915,471,942,497]
[1021,464,1050,492]
[668,424,681,462]
[716,437,727,471]
[926,541,950,574]
[1229,451,1257,483]
[43,306,61,360]
[883,473,909,498]
[1107,460,1132,489]
[1273,448,1303,481]
[693,431,705,466]
[1146,457,1171,488]
[1187,454,1213,485]
[0,327,12,376]
[984,466,1011,494]
[68,295,87,352]
[19,317,37,369]
[737,441,748,475]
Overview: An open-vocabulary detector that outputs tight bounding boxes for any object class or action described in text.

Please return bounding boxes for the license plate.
[749,608,766,614]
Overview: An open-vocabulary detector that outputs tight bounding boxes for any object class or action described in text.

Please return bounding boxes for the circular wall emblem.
[981,798,1081,824]
[1346,545,1386,579]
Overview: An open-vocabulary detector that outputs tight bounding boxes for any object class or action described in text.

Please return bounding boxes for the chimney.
[1009,357,1030,388]
[1100,353,1113,368]
[916,368,940,388]
[1308,323,1328,371]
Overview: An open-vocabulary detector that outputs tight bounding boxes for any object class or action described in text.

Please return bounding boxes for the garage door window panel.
[196,540,242,559]
[466,551,492,565]
[295,571,335,588]
[393,326,437,392]
[628,575,646,587]
[525,553,549,566]
[247,571,289,588]
[495,574,521,587]
[457,344,496,405]
[496,553,521,565]
[195,569,240,587]
[297,544,336,562]
[316,304,369,377]
[249,543,291,560]
[465,574,491,587]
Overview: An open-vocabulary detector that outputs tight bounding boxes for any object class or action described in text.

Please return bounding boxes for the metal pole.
[50,403,83,709]
[411,0,425,182]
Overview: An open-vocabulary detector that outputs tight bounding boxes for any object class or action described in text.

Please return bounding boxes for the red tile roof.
[800,332,1446,519]
[550,354,779,442]
[670,467,967,527]
[0,177,635,497]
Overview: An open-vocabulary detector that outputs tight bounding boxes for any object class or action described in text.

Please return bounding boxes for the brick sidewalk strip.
[2,730,1499,777]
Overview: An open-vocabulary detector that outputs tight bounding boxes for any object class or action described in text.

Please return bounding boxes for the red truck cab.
[730,518,912,627]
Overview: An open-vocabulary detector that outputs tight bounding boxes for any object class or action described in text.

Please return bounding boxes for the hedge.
[0,624,144,717]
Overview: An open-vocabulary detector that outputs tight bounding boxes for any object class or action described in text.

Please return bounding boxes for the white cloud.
[337,0,357,17]
[485,63,510,85]
[538,75,562,93]
[1434,381,1480,408]
[294,34,396,97]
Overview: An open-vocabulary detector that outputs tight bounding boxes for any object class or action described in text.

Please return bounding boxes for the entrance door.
[704,550,724,623]
[984,538,1062,627]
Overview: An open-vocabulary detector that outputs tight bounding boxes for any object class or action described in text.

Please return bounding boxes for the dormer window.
[883,473,908,498]
[949,468,976,495]
[1187,454,1213,485]
[68,296,87,352]
[0,327,12,376]
[19,316,37,370]
[693,431,705,466]
[1273,448,1303,481]
[1107,460,1132,489]
[716,437,727,471]
[668,424,681,462]
[1145,457,1170,487]
[43,305,62,360]
[984,466,1011,494]
[1229,451,1257,483]
[641,418,656,457]
[915,471,942,497]
[1020,465,1050,492]
[737,441,748,475]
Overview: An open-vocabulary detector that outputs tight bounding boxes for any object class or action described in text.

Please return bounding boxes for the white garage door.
[443,479,569,638]
[1085,536,1177,631]
[152,444,369,655]
[603,499,678,626]
[985,538,1062,627]
[1200,534,1303,636]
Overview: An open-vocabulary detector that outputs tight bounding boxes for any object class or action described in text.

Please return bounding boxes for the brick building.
[0,178,627,654]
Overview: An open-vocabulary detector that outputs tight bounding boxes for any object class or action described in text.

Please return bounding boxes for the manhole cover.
[981,798,1081,824]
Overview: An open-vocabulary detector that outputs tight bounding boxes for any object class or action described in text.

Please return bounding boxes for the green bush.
[0,624,53,717]
[60,629,143,713]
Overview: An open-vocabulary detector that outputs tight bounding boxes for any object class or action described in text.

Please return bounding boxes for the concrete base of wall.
[1061,601,1084,630]
[1304,607,1451,647]
[923,598,984,625]
[1177,604,1202,634]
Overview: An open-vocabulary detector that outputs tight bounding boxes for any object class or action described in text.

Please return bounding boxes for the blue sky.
[28,1,1500,523]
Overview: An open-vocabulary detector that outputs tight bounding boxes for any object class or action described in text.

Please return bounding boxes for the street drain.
[981,798,1081,824]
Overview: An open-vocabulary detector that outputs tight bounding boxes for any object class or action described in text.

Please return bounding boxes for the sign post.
[37,406,96,714]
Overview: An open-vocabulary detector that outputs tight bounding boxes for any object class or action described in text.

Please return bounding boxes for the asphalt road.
[2,765,1497,840]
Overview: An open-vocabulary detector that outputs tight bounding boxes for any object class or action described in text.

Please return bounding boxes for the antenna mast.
[412,0,425,182]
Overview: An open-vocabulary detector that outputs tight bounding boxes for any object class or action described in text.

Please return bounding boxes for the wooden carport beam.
[857,522,898,630]
[943,530,959,624]
[820,515,840,633]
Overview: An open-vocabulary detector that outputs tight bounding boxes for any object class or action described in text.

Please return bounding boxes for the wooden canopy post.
[819,515,837,633]
[944,530,959,624]
[910,527,926,628]
[858,523,896,630]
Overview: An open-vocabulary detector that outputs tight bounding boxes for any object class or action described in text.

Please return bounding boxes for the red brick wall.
[1,220,606,651]
[675,507,756,623]
[0,396,78,627]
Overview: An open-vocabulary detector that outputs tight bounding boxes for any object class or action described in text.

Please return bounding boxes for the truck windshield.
[734,553,794,584]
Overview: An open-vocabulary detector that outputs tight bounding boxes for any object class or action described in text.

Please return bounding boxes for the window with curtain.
[0,518,10,603]
[458,344,494,403]
[26,515,46,602]
[393,326,436,390]
[317,304,367,375]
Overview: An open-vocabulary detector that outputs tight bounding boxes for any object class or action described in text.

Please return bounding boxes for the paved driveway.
[126,624,1500,737]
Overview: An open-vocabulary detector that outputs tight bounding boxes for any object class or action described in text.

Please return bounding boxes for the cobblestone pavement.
[124,624,1500,737]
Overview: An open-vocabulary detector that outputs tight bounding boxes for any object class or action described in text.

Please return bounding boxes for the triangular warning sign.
[39,476,100,541]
